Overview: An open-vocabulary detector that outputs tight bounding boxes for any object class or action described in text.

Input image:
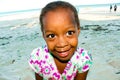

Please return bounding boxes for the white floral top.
[29,46,92,80]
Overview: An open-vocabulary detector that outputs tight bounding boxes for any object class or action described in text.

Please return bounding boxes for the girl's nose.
[56,36,68,48]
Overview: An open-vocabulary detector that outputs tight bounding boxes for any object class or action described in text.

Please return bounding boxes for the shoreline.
[0,12,120,22]
[0,5,120,21]
[79,13,120,21]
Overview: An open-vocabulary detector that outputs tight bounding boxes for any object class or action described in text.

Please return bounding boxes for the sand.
[0,6,120,80]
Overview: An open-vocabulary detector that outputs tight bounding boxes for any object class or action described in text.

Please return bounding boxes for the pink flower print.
[80,48,84,54]
[50,64,54,70]
[72,72,77,78]
[85,56,89,59]
[45,54,48,59]
[53,72,60,79]
[30,60,40,65]
[44,46,49,53]
[63,70,67,75]
[30,59,33,64]
[66,61,72,70]
[39,60,46,66]
[67,75,72,80]
[82,65,89,71]
[42,66,51,75]
[76,55,79,59]
[43,60,46,64]
[36,49,40,56]
[67,72,76,80]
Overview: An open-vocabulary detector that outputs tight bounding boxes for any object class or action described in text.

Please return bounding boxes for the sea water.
[0,3,120,18]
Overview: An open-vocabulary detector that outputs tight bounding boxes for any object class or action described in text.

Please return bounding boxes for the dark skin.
[35,73,43,80]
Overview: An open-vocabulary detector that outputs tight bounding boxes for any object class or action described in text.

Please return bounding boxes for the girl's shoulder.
[28,46,55,75]
[77,47,92,60]
[30,46,51,58]
[30,46,46,57]
[70,47,93,73]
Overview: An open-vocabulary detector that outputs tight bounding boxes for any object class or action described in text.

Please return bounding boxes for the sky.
[0,0,119,13]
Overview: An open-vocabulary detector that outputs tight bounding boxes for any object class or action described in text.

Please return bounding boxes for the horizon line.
[0,2,119,15]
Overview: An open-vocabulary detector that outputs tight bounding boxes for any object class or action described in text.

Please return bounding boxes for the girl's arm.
[35,73,43,80]
[75,70,88,80]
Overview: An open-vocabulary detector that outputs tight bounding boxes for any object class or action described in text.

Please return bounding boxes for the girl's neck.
[54,58,67,74]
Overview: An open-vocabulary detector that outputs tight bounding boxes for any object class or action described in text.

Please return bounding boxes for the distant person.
[110,5,112,12]
[114,4,117,12]
[29,1,92,80]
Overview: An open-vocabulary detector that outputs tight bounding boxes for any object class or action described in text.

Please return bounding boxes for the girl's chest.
[54,60,67,74]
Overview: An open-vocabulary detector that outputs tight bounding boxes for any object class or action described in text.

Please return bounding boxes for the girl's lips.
[56,49,71,58]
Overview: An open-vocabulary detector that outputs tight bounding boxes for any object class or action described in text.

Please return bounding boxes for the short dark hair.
[40,1,80,32]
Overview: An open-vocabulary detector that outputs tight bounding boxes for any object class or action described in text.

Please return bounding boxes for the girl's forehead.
[47,7,73,14]
[42,8,77,32]
[45,8,74,18]
[43,8,75,25]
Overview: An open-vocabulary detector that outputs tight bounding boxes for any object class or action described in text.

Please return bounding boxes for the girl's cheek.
[69,37,78,45]
[46,40,56,50]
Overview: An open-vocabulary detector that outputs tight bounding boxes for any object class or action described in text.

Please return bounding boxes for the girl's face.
[42,8,80,62]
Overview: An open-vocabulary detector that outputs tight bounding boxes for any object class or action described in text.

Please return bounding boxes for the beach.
[0,5,120,80]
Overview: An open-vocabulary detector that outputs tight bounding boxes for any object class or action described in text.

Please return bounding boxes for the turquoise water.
[0,3,120,17]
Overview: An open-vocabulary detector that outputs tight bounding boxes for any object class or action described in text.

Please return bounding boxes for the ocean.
[0,3,120,17]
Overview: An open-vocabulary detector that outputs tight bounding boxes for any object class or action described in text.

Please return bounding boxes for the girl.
[29,1,92,80]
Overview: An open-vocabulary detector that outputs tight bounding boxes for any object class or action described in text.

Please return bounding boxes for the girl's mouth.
[56,49,71,58]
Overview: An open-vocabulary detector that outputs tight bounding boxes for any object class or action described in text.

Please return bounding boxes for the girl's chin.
[58,57,71,63]
[57,53,73,63]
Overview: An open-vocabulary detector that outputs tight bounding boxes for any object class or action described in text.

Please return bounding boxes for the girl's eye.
[66,31,75,36]
[46,34,55,39]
